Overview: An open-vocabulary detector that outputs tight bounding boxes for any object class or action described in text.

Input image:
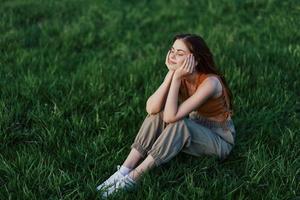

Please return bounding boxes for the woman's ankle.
[119,165,132,175]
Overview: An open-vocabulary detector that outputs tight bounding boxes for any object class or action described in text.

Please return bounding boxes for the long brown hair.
[172,33,234,116]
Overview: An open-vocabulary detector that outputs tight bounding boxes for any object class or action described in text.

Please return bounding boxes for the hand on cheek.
[174,54,197,79]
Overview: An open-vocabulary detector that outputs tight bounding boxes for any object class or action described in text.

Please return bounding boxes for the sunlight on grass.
[0,0,299,199]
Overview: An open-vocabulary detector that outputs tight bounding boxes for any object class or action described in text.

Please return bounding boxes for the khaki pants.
[130,110,236,167]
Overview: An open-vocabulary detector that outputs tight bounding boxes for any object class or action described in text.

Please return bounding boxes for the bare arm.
[146,70,175,115]
[163,76,217,123]
[163,54,217,123]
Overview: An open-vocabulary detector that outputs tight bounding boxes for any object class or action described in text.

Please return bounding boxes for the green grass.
[0,0,299,199]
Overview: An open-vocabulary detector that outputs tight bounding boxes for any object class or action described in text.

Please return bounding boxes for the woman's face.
[168,39,191,70]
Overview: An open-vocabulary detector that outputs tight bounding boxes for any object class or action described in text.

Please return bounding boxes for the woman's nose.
[170,54,176,60]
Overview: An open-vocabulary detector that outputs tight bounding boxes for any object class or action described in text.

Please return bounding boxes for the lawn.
[0,0,299,199]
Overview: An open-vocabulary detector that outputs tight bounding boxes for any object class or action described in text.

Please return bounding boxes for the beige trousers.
[130,110,236,167]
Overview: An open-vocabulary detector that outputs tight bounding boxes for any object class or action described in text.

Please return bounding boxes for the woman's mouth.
[168,59,177,65]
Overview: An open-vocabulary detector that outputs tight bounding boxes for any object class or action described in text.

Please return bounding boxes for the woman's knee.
[163,118,191,139]
[165,117,188,128]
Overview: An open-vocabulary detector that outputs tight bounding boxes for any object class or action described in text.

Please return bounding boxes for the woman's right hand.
[165,50,177,71]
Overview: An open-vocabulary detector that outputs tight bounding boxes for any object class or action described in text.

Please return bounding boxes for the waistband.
[188,112,233,130]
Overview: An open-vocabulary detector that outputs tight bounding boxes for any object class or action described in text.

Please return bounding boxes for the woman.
[96,33,236,198]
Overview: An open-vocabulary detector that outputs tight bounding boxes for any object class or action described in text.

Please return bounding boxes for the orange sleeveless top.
[179,73,234,123]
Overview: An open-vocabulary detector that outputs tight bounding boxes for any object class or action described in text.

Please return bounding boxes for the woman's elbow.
[146,109,155,115]
[163,118,170,123]
[146,102,153,115]
[146,107,160,115]
[163,116,175,123]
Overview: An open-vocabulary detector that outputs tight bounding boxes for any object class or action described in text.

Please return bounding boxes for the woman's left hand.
[173,54,198,80]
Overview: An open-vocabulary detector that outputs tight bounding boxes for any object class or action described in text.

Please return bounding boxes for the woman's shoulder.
[197,73,223,98]
[197,73,222,87]
[196,73,219,83]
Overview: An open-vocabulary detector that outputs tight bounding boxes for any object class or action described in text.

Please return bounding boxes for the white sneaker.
[96,165,125,192]
[101,174,137,198]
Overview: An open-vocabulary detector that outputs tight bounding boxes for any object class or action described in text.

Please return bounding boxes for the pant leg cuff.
[147,150,163,167]
[130,142,148,158]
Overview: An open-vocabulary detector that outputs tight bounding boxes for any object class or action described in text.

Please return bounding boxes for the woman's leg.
[127,154,156,181]
[96,111,167,192]
[128,117,192,181]
[122,110,167,169]
[180,119,234,161]
[127,117,234,181]
[121,148,144,169]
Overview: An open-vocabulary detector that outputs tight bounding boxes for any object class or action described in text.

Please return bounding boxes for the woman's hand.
[173,54,198,80]
[165,50,177,71]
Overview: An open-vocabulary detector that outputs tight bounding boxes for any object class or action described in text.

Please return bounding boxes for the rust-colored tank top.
[179,73,234,123]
